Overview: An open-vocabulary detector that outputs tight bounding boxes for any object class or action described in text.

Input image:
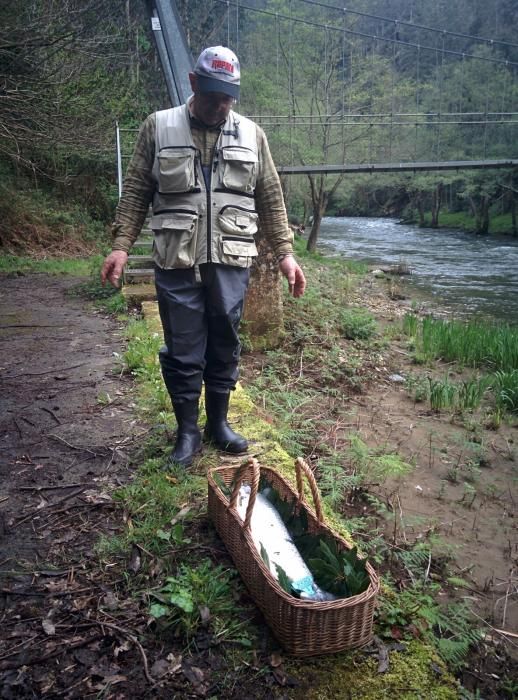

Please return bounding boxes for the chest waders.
[151,106,258,466]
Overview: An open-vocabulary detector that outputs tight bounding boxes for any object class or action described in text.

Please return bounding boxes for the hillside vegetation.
[1,0,517,254]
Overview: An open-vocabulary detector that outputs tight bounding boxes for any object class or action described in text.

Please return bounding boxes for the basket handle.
[228,457,260,531]
[295,457,324,524]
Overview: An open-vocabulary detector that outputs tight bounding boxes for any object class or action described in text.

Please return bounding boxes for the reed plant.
[402,312,419,337]
[418,317,518,371]
[493,369,518,414]
[406,374,490,413]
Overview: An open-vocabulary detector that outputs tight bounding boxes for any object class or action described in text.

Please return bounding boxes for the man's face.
[189,73,235,125]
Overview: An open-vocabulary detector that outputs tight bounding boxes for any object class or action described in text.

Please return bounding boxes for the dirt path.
[0,274,141,562]
[0,273,151,697]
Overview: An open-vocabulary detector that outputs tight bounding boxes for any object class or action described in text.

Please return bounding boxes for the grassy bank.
[423,211,516,236]
[87,239,518,698]
[4,241,515,696]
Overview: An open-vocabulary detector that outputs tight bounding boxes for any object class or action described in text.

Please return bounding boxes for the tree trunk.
[306,202,325,253]
[475,196,490,235]
[416,193,425,227]
[430,182,443,228]
[510,193,517,237]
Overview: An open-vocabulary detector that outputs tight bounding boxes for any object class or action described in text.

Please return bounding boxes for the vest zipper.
[153,208,197,216]
[207,152,219,264]
[214,187,255,198]
[222,234,255,242]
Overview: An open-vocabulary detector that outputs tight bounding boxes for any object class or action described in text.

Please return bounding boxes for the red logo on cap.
[211,59,234,73]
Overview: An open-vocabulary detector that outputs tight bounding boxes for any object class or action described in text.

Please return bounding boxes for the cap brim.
[196,74,239,99]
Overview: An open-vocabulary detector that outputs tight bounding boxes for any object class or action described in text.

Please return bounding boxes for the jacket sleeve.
[111,114,157,253]
[253,125,294,260]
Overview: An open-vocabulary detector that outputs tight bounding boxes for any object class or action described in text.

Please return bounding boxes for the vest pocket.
[219,236,258,268]
[152,212,198,269]
[220,147,258,193]
[218,205,258,237]
[157,147,196,193]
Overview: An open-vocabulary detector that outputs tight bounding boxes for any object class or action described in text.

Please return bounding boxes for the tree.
[0,1,162,181]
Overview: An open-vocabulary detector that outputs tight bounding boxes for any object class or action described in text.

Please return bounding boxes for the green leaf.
[149,603,169,619]
[259,541,270,570]
[274,563,294,595]
[156,528,171,541]
[169,590,194,613]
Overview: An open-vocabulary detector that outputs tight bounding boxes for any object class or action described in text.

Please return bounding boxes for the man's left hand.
[278,255,306,298]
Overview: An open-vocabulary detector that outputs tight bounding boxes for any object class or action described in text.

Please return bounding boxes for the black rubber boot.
[204,391,248,454]
[168,401,202,468]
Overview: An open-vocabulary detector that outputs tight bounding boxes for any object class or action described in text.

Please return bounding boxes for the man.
[101,46,306,467]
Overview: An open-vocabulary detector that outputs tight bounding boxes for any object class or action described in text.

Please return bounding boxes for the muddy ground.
[0,274,163,698]
[0,272,517,698]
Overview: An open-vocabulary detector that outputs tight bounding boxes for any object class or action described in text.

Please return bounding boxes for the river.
[318,217,518,322]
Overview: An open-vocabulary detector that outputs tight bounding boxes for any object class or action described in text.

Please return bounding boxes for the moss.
[285,641,459,699]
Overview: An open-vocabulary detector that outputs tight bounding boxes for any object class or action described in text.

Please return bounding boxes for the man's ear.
[188,73,197,93]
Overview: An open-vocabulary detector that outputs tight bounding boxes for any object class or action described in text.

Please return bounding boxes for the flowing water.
[318,217,518,322]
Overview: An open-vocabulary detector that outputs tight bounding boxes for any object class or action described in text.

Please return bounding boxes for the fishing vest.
[151,103,259,270]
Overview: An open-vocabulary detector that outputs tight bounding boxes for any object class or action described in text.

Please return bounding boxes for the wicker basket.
[207,457,379,657]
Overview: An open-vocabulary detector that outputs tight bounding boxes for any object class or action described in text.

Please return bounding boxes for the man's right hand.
[101,250,129,288]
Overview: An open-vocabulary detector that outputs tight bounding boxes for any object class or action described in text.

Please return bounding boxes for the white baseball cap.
[194,46,240,99]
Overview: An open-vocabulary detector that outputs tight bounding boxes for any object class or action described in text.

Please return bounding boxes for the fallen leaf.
[182,660,209,696]
[90,659,121,680]
[373,635,389,673]
[170,505,191,525]
[36,496,49,511]
[272,667,298,687]
[101,590,119,611]
[113,640,132,658]
[42,619,55,636]
[128,545,141,574]
[150,659,170,679]
[199,605,210,626]
[166,653,182,674]
[269,652,283,668]
[82,490,113,504]
[73,648,98,666]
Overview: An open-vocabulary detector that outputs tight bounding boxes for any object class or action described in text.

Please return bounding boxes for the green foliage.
[419,316,518,371]
[123,320,162,375]
[378,584,483,668]
[149,560,245,643]
[493,369,518,413]
[402,312,419,337]
[308,539,370,597]
[0,255,93,276]
[347,433,412,483]
[103,468,205,557]
[70,256,128,313]
[428,377,457,412]
[318,457,361,508]
[339,308,377,341]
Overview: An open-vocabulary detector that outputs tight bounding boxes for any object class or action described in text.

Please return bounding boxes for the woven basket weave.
[207,457,379,657]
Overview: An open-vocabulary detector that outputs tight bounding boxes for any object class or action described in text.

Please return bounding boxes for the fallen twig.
[5,362,89,379]
[47,433,106,457]
[19,483,85,492]
[14,486,88,526]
